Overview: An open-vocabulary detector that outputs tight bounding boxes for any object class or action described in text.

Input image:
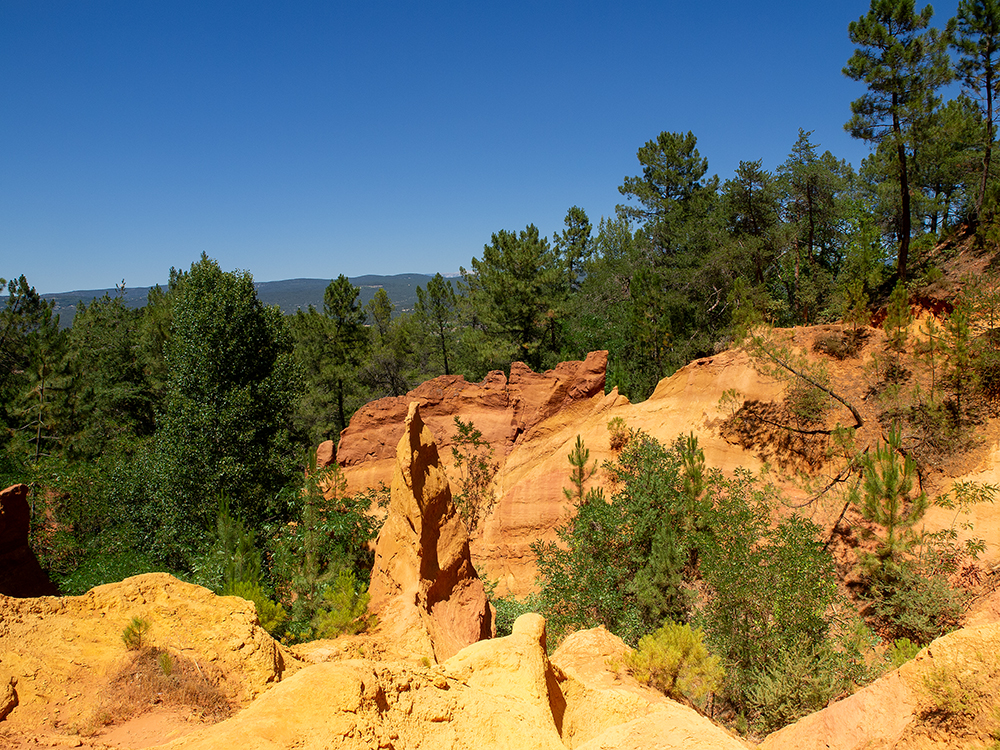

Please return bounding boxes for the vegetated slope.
[339,233,1000,600]
[759,620,1000,750]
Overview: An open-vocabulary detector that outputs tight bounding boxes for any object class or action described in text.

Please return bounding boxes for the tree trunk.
[894,99,911,282]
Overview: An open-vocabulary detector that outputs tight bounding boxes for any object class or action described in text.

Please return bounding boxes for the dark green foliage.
[415,273,458,376]
[360,289,417,399]
[617,131,719,235]
[777,129,855,323]
[553,206,593,294]
[533,431,695,645]
[267,464,381,642]
[491,591,543,638]
[64,293,155,460]
[953,0,1000,217]
[460,224,562,371]
[697,471,844,730]
[849,429,963,643]
[153,255,299,567]
[290,275,369,443]
[865,564,960,643]
[0,276,55,429]
[192,495,264,593]
[843,0,954,280]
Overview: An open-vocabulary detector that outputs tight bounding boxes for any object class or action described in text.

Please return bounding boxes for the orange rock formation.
[366,401,493,662]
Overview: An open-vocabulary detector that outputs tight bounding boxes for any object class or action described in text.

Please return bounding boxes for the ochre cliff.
[366,401,493,663]
[341,349,787,595]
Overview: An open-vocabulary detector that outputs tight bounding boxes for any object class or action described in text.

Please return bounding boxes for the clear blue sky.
[1,1,943,294]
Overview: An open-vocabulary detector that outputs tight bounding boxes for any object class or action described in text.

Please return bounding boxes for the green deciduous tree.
[154,255,299,565]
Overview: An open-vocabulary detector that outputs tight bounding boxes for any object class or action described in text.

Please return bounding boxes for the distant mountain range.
[41,274,443,328]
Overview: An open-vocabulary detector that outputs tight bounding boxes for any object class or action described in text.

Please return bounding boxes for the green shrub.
[624,621,722,707]
[532,431,694,646]
[742,643,845,735]
[56,547,164,596]
[607,417,630,451]
[450,417,499,533]
[492,592,542,639]
[310,569,375,639]
[698,472,849,732]
[223,580,289,638]
[865,564,960,644]
[121,616,151,650]
[158,650,173,676]
[887,637,921,669]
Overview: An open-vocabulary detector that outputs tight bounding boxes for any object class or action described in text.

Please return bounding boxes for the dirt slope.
[760,621,1000,750]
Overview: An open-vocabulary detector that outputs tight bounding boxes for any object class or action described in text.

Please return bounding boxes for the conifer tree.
[844,0,954,280]
[953,0,1000,217]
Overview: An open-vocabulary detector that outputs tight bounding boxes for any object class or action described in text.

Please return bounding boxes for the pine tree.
[844,0,954,280]
[953,0,1000,218]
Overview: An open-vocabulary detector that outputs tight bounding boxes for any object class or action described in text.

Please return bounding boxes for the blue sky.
[1,1,929,294]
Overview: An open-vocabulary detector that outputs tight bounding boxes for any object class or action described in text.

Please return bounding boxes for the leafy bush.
[268,462,381,642]
[624,621,722,708]
[533,431,694,645]
[742,643,846,735]
[56,546,164,596]
[865,564,960,644]
[492,591,542,638]
[697,470,853,732]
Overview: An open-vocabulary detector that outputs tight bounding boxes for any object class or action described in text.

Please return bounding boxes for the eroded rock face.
[156,614,566,750]
[0,484,57,597]
[759,622,1000,750]
[340,349,789,597]
[367,402,493,663]
[0,572,296,734]
[158,615,750,750]
[315,439,336,469]
[336,351,608,489]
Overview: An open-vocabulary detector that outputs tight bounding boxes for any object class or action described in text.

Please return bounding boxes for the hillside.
[36,273,443,327]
